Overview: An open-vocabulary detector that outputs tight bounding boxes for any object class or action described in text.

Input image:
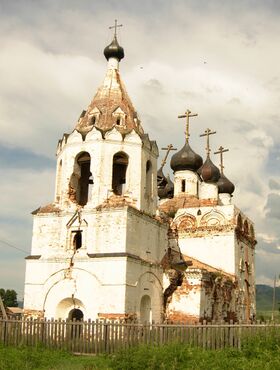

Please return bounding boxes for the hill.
[256,284,280,311]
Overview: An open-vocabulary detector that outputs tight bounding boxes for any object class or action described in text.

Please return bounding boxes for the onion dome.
[104,36,124,61]
[217,173,235,194]
[157,167,168,199]
[165,175,174,199]
[170,142,203,172]
[199,156,220,183]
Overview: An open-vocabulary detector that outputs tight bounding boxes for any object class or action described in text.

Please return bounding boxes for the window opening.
[76,152,91,206]
[116,117,121,125]
[91,116,96,125]
[145,160,152,197]
[73,230,82,250]
[112,152,128,195]
[181,179,186,192]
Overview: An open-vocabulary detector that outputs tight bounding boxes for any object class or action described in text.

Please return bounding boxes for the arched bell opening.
[69,152,93,206]
[112,152,129,195]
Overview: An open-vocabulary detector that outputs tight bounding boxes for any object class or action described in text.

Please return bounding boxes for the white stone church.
[23,30,257,323]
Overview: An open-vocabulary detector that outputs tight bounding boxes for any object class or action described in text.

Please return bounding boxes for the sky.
[0,0,280,299]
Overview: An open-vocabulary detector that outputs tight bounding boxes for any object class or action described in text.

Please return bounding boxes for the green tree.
[0,289,18,307]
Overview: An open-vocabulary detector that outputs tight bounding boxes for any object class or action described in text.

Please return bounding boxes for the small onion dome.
[157,167,168,199]
[170,142,203,172]
[217,173,235,194]
[104,36,124,61]
[199,156,220,183]
[165,175,174,199]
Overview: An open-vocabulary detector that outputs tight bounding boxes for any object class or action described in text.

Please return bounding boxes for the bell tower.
[24,25,168,322]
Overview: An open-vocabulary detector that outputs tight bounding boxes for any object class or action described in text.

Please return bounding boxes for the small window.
[116,117,121,125]
[181,180,186,192]
[73,231,82,250]
[91,116,96,125]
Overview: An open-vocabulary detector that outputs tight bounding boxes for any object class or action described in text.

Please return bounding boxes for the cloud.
[265,193,280,219]
[269,179,280,190]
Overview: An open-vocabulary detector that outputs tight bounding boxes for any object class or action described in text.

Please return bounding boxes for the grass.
[0,335,280,370]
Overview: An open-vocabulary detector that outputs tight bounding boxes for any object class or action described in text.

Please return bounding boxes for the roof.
[182,254,236,280]
[75,67,144,136]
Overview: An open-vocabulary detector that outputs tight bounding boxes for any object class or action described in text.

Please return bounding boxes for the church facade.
[23,30,256,323]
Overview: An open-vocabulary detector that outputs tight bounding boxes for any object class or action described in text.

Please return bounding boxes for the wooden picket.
[0,317,279,354]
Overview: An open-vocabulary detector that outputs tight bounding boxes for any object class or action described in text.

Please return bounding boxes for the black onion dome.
[104,36,124,61]
[217,173,235,194]
[157,167,168,199]
[165,175,174,199]
[199,156,220,183]
[170,142,203,172]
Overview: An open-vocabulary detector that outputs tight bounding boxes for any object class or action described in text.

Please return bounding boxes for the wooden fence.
[0,318,279,354]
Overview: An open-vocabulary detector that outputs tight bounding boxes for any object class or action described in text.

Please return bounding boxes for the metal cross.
[178,109,198,143]
[200,128,217,156]
[214,146,229,174]
[161,144,177,168]
[109,19,123,37]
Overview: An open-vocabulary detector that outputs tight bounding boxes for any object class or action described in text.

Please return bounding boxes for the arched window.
[237,214,242,229]
[145,160,152,197]
[56,159,63,201]
[243,220,249,235]
[112,152,129,195]
[181,179,186,192]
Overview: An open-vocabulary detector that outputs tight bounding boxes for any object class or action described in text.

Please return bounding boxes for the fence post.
[104,321,108,352]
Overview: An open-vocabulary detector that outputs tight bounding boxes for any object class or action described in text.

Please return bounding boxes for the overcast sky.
[0,0,280,299]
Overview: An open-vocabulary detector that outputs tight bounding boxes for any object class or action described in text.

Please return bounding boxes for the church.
[23,25,257,323]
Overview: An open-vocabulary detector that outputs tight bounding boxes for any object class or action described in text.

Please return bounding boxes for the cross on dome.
[161,144,177,168]
[178,109,198,143]
[200,128,217,156]
[214,146,229,174]
[109,19,123,38]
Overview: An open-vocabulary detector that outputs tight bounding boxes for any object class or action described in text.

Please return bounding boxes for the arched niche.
[140,295,152,324]
[112,151,129,195]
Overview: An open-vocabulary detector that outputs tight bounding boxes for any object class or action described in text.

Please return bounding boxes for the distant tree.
[0,289,18,307]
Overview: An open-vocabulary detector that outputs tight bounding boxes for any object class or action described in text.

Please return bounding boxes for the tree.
[0,289,18,307]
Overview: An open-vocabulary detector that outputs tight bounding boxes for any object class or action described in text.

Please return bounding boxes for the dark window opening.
[145,160,152,196]
[112,152,128,195]
[181,180,186,192]
[77,152,91,206]
[73,230,82,250]
[116,117,121,125]
[91,116,96,125]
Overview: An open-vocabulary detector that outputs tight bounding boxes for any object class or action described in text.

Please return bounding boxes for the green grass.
[1,335,280,370]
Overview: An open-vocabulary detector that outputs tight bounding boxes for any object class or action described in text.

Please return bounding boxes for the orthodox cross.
[200,128,217,156]
[214,146,229,174]
[178,109,198,143]
[109,19,123,37]
[161,144,177,168]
